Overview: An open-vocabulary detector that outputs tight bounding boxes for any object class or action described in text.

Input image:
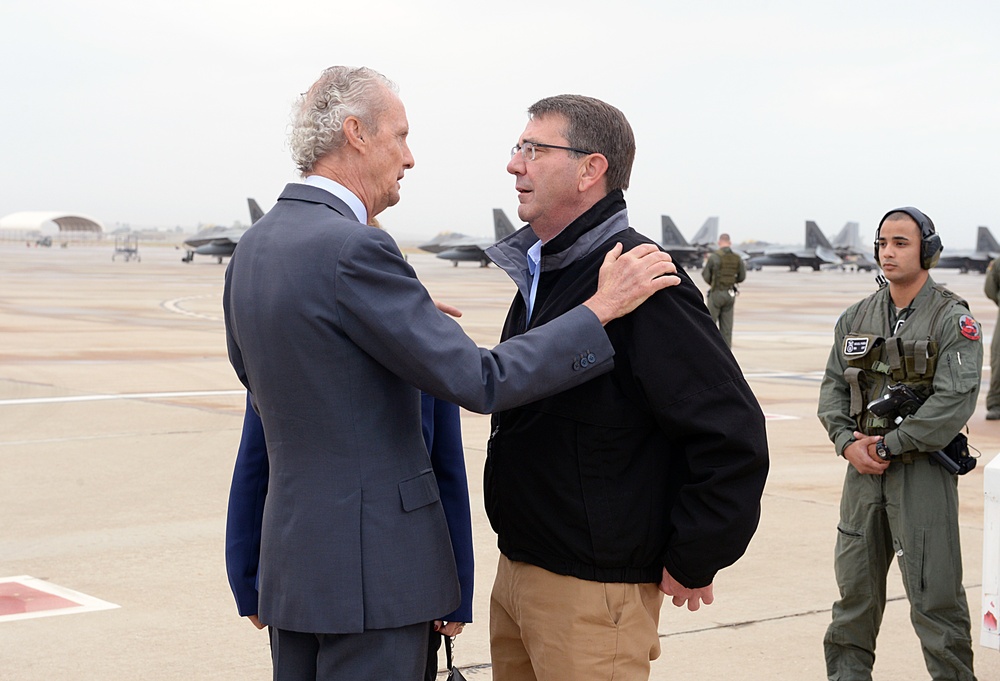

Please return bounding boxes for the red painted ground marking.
[0,581,80,616]
[0,576,119,622]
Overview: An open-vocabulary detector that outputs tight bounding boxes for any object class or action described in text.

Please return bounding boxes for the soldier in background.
[983,256,1000,419]
[702,233,746,347]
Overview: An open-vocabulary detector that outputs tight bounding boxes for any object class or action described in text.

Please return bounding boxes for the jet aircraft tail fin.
[493,209,517,242]
[977,226,1000,253]
[690,217,719,245]
[248,198,265,224]
[831,221,861,250]
[660,216,689,247]
[806,220,834,250]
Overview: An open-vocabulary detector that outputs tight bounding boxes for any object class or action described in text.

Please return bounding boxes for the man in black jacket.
[484,95,770,681]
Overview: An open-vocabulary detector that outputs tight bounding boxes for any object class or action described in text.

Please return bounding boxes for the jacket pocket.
[398,469,440,512]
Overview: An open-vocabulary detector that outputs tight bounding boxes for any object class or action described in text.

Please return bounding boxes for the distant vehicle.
[419,209,518,267]
[935,226,1000,274]
[182,198,264,264]
[112,234,140,262]
[746,221,842,271]
[658,216,718,270]
[830,221,879,271]
[35,236,52,247]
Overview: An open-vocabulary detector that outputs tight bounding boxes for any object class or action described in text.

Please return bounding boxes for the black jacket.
[484,192,769,588]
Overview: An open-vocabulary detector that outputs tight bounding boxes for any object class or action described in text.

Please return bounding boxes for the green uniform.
[983,257,1000,414]
[817,276,981,681]
[701,246,745,348]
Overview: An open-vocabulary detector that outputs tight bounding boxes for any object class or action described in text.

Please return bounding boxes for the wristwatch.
[875,440,891,461]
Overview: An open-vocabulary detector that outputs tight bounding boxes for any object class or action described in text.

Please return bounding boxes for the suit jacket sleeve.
[334,228,614,412]
[423,394,475,623]
[225,393,269,617]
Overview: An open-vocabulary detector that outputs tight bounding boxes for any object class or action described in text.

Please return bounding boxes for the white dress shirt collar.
[302,175,368,226]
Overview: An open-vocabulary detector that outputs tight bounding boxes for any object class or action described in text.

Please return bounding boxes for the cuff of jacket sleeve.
[882,430,906,458]
[663,556,715,590]
[835,432,855,457]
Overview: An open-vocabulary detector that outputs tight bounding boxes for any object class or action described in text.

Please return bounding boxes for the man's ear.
[578,153,609,192]
[344,116,366,153]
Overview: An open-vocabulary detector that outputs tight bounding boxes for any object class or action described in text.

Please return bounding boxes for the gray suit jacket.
[223,183,614,634]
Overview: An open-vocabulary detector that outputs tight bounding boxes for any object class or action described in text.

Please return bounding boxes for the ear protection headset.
[874,206,943,270]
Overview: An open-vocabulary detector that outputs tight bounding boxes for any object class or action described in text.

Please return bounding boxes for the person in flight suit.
[983,256,1000,419]
[701,233,746,347]
[817,207,981,681]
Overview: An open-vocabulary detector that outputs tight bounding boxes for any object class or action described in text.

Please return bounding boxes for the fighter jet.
[935,226,1000,273]
[419,209,517,267]
[746,221,842,271]
[658,216,718,270]
[830,221,879,272]
[182,198,264,264]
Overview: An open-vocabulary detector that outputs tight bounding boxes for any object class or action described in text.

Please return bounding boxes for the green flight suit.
[983,257,1000,414]
[701,246,745,348]
[817,276,981,681]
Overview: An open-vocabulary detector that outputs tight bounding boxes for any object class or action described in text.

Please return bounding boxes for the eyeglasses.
[510,141,596,162]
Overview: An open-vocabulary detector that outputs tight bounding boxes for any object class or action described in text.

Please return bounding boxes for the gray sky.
[2,0,998,248]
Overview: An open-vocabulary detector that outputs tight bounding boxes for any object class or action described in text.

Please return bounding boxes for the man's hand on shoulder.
[584,243,680,325]
[660,568,714,612]
[844,431,889,475]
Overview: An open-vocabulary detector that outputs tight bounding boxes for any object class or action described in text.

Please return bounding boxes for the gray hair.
[527,95,635,192]
[289,66,397,175]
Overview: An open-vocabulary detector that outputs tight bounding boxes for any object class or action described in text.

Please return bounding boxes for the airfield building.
[0,211,104,242]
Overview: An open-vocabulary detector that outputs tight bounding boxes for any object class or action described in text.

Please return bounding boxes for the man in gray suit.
[223,66,679,681]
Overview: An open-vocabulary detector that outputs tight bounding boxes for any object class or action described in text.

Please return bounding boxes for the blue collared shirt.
[302,175,368,226]
[526,239,543,321]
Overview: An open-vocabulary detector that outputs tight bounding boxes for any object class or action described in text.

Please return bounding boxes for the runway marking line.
[0,575,119,623]
[0,389,245,407]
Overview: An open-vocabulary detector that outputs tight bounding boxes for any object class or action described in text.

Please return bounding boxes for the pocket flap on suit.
[398,469,440,512]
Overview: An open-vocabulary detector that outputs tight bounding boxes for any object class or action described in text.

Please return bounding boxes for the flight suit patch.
[959,315,981,341]
[844,337,869,356]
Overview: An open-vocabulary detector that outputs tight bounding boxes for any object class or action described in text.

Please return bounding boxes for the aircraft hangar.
[0,211,105,240]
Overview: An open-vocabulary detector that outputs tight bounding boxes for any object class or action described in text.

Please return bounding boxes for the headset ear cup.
[922,233,943,269]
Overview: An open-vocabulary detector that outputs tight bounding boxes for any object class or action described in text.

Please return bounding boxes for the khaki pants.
[490,555,663,681]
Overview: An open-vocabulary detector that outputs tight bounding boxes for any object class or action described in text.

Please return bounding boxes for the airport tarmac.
[1,241,998,680]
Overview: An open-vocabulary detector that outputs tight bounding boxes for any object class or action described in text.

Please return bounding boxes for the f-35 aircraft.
[418,209,517,267]
[935,226,1000,273]
[658,216,718,270]
[746,221,842,271]
[182,198,264,263]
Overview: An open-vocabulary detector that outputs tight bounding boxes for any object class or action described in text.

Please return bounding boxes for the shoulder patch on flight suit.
[959,314,981,341]
[844,336,869,355]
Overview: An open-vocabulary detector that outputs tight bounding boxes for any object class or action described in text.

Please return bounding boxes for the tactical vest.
[712,249,741,291]
[841,284,965,438]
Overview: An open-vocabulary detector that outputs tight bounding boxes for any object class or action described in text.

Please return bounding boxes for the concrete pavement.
[0,242,997,679]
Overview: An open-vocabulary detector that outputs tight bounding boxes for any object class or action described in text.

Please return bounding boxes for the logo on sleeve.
[844,337,869,355]
[959,314,981,341]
